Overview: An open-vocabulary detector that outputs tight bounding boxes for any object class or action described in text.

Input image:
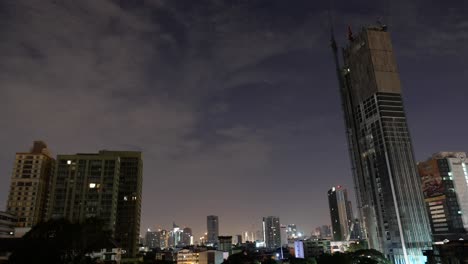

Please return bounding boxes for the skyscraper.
[48,150,142,257]
[112,151,143,257]
[168,222,183,247]
[328,186,353,241]
[182,227,193,246]
[207,215,219,245]
[6,141,54,228]
[331,25,432,263]
[418,152,468,241]
[263,216,281,249]
[146,229,159,249]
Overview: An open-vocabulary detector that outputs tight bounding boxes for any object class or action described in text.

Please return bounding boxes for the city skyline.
[1,0,467,243]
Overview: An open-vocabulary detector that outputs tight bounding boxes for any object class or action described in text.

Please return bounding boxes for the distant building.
[182,227,193,246]
[207,215,219,245]
[280,225,288,246]
[145,230,159,249]
[6,141,55,228]
[349,219,363,240]
[0,212,16,238]
[294,239,331,259]
[418,152,468,241]
[177,249,199,264]
[330,241,358,254]
[286,224,298,240]
[235,234,242,245]
[218,236,232,254]
[263,216,281,249]
[159,229,169,249]
[315,225,332,239]
[169,222,183,247]
[327,186,353,241]
[177,249,224,264]
[48,150,143,257]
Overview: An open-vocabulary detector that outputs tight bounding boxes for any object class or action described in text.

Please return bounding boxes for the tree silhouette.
[8,218,114,264]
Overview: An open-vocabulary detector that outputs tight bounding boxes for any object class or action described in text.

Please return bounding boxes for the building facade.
[182,227,193,246]
[0,212,16,238]
[294,239,331,259]
[6,141,55,228]
[418,152,468,241]
[332,25,432,263]
[328,186,353,241]
[263,216,281,249]
[218,236,232,254]
[207,215,219,246]
[146,230,160,249]
[48,150,142,257]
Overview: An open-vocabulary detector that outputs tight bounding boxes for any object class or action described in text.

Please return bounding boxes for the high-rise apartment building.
[328,186,353,241]
[207,215,219,245]
[6,141,55,228]
[48,150,142,257]
[112,151,143,257]
[263,216,281,249]
[286,224,298,240]
[146,229,160,249]
[159,229,169,249]
[182,227,193,246]
[331,25,432,263]
[418,152,468,241]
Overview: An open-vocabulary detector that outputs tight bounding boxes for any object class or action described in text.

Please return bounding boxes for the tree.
[9,218,114,264]
[317,252,352,264]
[350,249,391,264]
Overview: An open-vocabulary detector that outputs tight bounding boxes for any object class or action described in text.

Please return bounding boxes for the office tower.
[146,229,159,249]
[6,141,55,228]
[331,25,432,263]
[418,152,468,241]
[263,216,281,249]
[207,215,219,245]
[48,150,142,257]
[182,227,193,246]
[327,186,353,241]
[218,236,233,253]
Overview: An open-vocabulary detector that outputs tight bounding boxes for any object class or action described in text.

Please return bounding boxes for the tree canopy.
[9,218,114,264]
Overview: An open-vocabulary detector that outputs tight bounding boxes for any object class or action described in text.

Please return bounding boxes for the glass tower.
[331,25,432,263]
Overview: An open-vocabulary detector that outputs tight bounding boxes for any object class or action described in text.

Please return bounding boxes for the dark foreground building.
[331,25,432,263]
[418,152,468,242]
[48,150,142,257]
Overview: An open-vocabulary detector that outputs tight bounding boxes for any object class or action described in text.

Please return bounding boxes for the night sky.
[0,0,467,241]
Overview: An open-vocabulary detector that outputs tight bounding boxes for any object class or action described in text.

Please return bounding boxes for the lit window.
[89,183,96,188]
[67,160,72,165]
[123,196,128,201]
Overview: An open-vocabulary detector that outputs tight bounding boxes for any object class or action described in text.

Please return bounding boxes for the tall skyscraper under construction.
[331,25,432,263]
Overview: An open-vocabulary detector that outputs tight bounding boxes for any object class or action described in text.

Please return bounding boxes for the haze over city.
[1,0,467,244]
